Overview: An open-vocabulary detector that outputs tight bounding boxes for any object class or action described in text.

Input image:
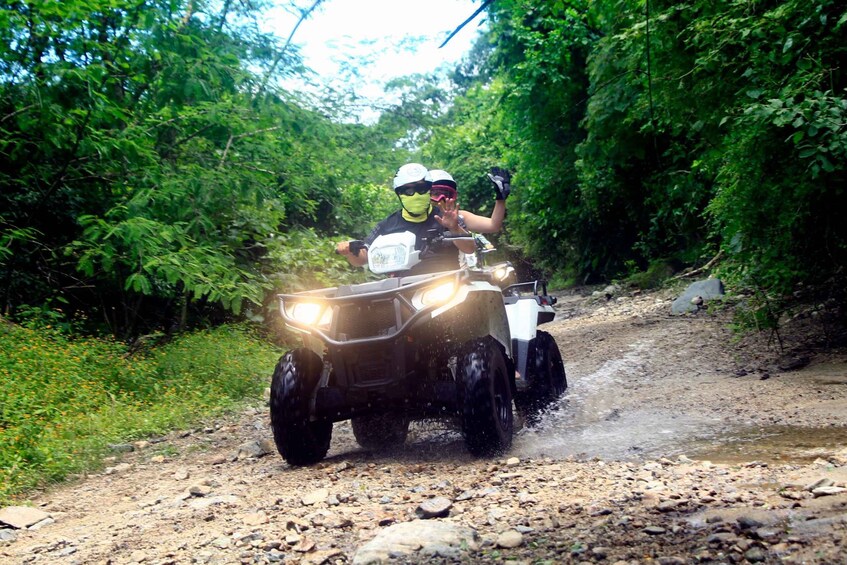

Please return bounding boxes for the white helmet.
[426,169,457,189]
[393,163,428,190]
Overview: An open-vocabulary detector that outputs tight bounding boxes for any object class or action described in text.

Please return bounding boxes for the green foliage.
[427,0,846,319]
[0,0,404,337]
[0,322,281,503]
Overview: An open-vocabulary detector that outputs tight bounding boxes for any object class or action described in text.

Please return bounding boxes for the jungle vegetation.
[1,0,845,501]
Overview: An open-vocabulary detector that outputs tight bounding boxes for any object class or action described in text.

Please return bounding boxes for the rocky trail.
[2,286,846,564]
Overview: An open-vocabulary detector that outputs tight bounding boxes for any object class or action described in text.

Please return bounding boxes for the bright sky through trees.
[265,0,483,119]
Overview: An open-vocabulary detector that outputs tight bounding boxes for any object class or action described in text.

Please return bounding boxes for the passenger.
[335,163,476,275]
[427,167,511,234]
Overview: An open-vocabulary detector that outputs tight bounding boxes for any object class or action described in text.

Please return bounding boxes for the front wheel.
[269,348,332,466]
[459,338,514,457]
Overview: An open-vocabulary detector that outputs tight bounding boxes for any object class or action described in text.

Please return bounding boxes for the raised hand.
[434,198,461,232]
[487,167,512,200]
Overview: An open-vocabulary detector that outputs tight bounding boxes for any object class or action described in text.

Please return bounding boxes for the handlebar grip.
[336,240,366,256]
[349,240,366,256]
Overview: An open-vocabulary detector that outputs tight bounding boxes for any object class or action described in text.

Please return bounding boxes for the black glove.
[487,167,511,200]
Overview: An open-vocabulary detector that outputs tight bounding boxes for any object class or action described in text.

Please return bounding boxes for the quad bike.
[269,229,567,466]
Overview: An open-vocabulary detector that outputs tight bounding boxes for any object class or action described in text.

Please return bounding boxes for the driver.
[335,163,476,275]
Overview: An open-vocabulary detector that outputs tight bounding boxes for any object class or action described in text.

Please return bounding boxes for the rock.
[0,529,17,543]
[129,549,147,562]
[294,536,316,552]
[353,520,479,565]
[416,497,452,519]
[812,486,846,497]
[0,506,51,529]
[189,484,213,497]
[505,457,521,467]
[777,356,810,372]
[805,478,834,491]
[736,516,764,529]
[496,529,523,548]
[209,454,228,465]
[302,548,344,564]
[104,463,132,475]
[28,517,55,530]
[744,547,767,562]
[236,440,271,460]
[187,494,239,509]
[671,278,724,314]
[643,526,666,535]
[302,488,329,506]
[658,558,687,565]
[243,511,269,525]
[108,443,135,453]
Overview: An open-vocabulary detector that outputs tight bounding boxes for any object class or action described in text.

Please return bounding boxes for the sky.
[263,0,485,120]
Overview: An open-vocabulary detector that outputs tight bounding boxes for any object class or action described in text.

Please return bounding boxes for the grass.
[0,322,282,503]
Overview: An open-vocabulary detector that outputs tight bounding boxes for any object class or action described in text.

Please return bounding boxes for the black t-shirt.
[364,207,463,275]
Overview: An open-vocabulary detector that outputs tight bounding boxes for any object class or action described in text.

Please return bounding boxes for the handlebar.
[335,240,367,257]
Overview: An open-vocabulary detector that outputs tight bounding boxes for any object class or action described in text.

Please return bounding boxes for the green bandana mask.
[399,193,432,222]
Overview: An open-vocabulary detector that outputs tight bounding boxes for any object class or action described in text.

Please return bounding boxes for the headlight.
[369,244,409,273]
[413,281,456,309]
[494,266,509,280]
[285,301,332,328]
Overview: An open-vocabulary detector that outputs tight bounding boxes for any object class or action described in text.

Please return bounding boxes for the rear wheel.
[519,331,567,422]
[269,348,332,466]
[460,338,514,456]
[351,414,410,450]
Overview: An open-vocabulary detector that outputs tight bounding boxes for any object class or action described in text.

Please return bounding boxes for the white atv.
[269,230,566,465]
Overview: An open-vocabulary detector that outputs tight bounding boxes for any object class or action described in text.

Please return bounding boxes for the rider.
[427,167,511,234]
[335,163,476,275]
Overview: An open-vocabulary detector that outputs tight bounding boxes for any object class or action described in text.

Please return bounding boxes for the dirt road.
[2,287,846,564]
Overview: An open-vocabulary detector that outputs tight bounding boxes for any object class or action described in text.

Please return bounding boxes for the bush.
[0,323,281,503]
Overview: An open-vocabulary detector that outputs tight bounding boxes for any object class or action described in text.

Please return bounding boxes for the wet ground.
[507,291,847,466]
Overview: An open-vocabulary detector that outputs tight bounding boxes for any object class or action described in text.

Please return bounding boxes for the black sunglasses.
[396,182,430,196]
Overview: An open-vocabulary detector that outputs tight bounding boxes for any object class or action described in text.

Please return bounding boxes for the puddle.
[512,340,723,461]
[682,425,847,465]
[511,340,847,464]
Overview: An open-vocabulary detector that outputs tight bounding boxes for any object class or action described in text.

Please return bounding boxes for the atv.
[269,230,566,465]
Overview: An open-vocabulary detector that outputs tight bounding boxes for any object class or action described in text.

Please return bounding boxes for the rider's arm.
[459,199,505,233]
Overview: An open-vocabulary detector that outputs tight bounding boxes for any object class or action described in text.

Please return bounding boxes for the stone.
[506,457,521,467]
[236,440,270,460]
[302,488,329,506]
[671,278,724,314]
[0,529,18,543]
[243,511,269,525]
[416,497,452,519]
[28,517,55,530]
[643,526,666,535]
[744,547,767,562]
[737,516,764,529]
[812,485,847,497]
[108,443,135,453]
[189,484,213,497]
[496,529,523,548]
[804,478,834,491]
[104,463,132,475]
[353,520,479,565]
[0,506,51,529]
